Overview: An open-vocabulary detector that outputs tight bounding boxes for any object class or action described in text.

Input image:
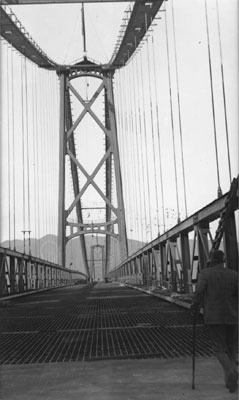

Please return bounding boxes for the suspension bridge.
[0,1,238,399]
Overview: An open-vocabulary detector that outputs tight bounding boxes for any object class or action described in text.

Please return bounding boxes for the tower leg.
[57,74,66,267]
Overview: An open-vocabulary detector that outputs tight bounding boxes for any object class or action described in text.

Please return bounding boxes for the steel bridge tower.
[57,60,128,277]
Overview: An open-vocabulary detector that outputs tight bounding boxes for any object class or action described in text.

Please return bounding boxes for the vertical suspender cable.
[131,53,144,245]
[143,12,153,241]
[139,50,153,242]
[118,68,129,242]
[39,71,44,250]
[131,58,141,245]
[126,62,136,250]
[151,33,166,232]
[131,59,142,244]
[21,57,26,245]
[31,64,37,257]
[164,1,180,223]
[124,66,132,244]
[81,3,87,58]
[24,58,31,254]
[43,72,48,255]
[43,71,48,256]
[132,55,144,244]
[216,0,231,182]
[204,0,222,197]
[48,73,54,251]
[115,72,123,175]
[45,72,50,257]
[11,49,16,250]
[117,66,133,250]
[35,65,41,257]
[146,35,160,236]
[135,56,147,243]
[126,63,138,244]
[6,45,11,247]
[43,72,49,260]
[171,0,188,217]
[136,55,149,243]
[54,74,59,262]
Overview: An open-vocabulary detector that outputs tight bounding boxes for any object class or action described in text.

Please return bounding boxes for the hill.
[0,235,145,276]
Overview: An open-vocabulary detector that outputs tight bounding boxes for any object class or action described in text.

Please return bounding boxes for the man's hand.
[190,303,200,318]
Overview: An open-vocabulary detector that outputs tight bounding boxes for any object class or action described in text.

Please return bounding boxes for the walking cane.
[192,314,196,389]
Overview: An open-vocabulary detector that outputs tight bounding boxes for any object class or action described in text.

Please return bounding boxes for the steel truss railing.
[0,247,87,297]
[108,177,239,294]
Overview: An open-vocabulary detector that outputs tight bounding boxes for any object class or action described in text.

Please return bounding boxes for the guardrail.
[108,178,238,294]
[0,247,87,297]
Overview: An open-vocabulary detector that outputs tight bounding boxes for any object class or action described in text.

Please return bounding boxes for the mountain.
[0,235,145,276]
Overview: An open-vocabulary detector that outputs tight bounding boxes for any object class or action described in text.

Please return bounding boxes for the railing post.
[160,243,167,287]
[197,221,210,271]
[50,266,53,287]
[0,253,7,296]
[10,256,15,294]
[19,258,25,293]
[35,262,39,289]
[223,213,238,270]
[180,233,191,293]
[44,265,47,288]
[167,240,178,292]
[152,248,160,288]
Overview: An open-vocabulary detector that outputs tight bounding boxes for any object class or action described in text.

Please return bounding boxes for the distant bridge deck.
[0,283,236,399]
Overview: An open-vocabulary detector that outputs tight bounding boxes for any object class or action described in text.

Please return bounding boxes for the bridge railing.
[108,178,238,295]
[0,247,86,298]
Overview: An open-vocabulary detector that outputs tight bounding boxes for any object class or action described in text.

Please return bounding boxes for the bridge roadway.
[0,283,237,399]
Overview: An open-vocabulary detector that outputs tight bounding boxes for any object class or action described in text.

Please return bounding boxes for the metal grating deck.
[0,283,213,364]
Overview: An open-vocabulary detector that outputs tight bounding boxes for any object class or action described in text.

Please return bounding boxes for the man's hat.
[210,250,225,264]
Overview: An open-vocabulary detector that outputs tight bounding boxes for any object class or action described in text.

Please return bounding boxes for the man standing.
[191,250,238,393]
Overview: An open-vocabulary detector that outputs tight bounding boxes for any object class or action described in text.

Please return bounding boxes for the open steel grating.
[0,283,213,364]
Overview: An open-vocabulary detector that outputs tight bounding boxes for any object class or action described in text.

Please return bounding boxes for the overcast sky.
[0,0,238,248]
[9,2,130,64]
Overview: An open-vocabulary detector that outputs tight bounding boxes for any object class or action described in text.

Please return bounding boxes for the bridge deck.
[0,283,236,399]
